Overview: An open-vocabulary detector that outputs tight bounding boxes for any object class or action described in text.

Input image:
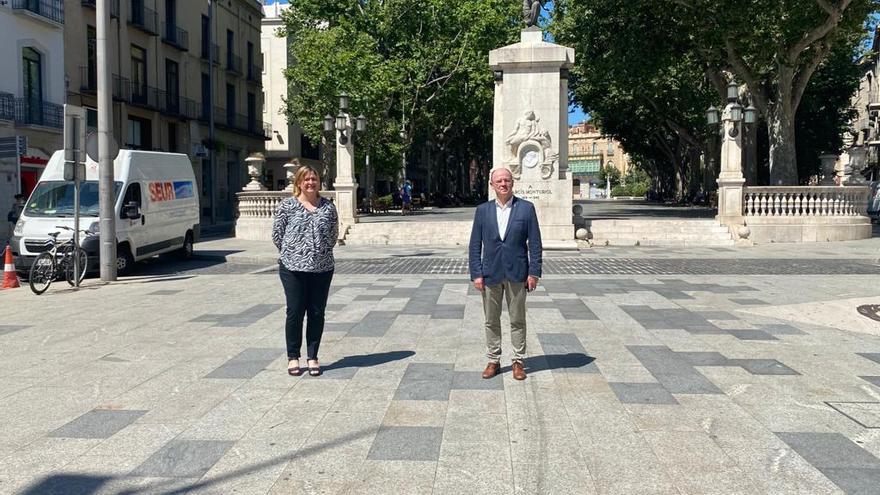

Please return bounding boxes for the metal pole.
[207,0,216,225]
[72,117,81,288]
[97,0,117,281]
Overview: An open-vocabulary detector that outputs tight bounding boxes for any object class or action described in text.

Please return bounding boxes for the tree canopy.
[280,0,520,181]
[553,0,877,187]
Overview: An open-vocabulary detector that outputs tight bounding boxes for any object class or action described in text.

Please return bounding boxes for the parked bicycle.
[28,226,90,295]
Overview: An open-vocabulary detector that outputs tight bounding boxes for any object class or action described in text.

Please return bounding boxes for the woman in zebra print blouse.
[272,165,338,377]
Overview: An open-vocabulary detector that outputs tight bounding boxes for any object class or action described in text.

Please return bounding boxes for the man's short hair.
[490,168,513,182]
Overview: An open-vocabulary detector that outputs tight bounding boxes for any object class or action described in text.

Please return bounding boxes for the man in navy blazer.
[469,167,542,380]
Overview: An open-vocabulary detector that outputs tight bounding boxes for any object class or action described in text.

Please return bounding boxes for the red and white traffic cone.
[2,245,20,290]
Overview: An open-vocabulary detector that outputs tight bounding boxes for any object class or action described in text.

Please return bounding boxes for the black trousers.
[279,266,334,360]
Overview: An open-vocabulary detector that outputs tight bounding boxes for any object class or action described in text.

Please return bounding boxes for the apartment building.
[260,0,320,190]
[568,121,631,198]
[65,0,268,225]
[0,0,65,224]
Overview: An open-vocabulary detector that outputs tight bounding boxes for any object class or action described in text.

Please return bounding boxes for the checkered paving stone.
[189,303,283,327]
[204,348,284,379]
[536,333,599,373]
[621,305,776,341]
[861,376,880,388]
[9,268,880,495]
[332,258,880,275]
[611,345,800,402]
[129,440,235,478]
[859,353,880,366]
[49,410,147,439]
[775,432,880,494]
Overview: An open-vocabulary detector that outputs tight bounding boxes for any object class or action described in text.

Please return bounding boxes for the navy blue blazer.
[468,196,543,285]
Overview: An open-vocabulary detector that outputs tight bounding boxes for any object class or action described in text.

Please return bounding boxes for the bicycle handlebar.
[54,226,91,234]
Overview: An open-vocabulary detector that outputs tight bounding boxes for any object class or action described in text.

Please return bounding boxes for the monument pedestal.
[489,28,576,249]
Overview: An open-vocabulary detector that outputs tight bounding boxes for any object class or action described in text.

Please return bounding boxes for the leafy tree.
[553,0,877,185]
[795,40,863,180]
[552,0,717,200]
[279,0,520,182]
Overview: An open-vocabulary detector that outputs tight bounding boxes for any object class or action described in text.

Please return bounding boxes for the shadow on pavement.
[499,353,597,374]
[125,257,230,277]
[322,350,416,372]
[18,427,378,495]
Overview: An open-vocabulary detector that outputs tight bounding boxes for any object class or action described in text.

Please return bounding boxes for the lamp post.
[707,80,756,228]
[323,93,366,229]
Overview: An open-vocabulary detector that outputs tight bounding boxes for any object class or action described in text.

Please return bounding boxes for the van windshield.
[24,181,122,218]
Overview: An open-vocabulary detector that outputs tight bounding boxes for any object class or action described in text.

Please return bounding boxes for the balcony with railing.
[226,53,243,76]
[0,93,13,121]
[13,98,63,129]
[203,106,271,139]
[247,62,263,84]
[12,0,64,26]
[201,43,220,65]
[162,23,189,51]
[128,2,158,36]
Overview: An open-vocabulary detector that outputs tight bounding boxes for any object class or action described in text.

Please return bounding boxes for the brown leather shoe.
[482,361,501,379]
[512,361,527,380]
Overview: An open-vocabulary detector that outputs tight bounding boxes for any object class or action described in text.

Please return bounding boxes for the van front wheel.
[177,232,194,260]
[116,246,134,275]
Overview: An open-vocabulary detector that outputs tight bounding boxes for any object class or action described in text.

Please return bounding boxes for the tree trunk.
[766,103,799,185]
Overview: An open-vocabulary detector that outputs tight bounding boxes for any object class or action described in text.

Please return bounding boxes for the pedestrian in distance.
[400,179,413,215]
[6,194,25,244]
[468,167,542,380]
[272,165,338,377]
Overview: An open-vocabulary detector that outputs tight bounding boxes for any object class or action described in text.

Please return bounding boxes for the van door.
[119,182,148,259]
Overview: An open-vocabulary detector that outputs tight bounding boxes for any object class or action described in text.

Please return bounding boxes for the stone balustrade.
[235,190,337,241]
[743,187,868,217]
[741,186,872,243]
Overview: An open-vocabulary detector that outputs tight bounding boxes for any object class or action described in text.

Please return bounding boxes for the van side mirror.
[123,201,141,220]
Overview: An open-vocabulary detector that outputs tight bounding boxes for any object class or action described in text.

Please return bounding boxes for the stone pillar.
[716,106,745,228]
[333,115,358,229]
[819,154,839,186]
[243,153,266,191]
[489,27,576,249]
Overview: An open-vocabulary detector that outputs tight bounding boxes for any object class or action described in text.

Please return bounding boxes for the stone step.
[589,238,735,247]
[584,218,735,247]
[589,226,731,234]
[585,219,721,227]
[345,220,473,246]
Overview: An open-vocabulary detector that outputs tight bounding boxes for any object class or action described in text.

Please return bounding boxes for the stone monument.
[489,25,576,248]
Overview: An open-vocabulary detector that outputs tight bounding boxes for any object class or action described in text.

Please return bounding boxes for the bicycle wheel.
[28,252,55,295]
[64,246,88,286]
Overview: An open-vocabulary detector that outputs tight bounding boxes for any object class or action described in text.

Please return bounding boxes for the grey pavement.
[2,227,880,493]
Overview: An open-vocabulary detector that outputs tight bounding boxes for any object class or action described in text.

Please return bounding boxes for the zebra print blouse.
[272,197,338,273]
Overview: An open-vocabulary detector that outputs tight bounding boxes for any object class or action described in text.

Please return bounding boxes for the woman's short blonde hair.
[293,165,321,196]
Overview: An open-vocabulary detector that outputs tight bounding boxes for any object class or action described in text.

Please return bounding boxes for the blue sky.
[540,2,588,125]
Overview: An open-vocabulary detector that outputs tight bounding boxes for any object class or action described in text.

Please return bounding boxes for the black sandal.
[288,360,303,376]
[307,361,321,376]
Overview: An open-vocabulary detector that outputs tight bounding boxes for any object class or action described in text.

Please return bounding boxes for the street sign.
[85,131,119,162]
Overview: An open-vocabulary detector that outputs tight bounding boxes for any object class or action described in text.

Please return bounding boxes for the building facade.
[568,121,630,198]
[260,0,320,190]
[0,0,65,230]
[838,27,880,184]
[64,0,269,225]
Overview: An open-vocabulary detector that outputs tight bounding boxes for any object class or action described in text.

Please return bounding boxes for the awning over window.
[569,159,601,174]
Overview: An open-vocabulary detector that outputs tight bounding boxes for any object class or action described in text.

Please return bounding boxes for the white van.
[11,150,200,275]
